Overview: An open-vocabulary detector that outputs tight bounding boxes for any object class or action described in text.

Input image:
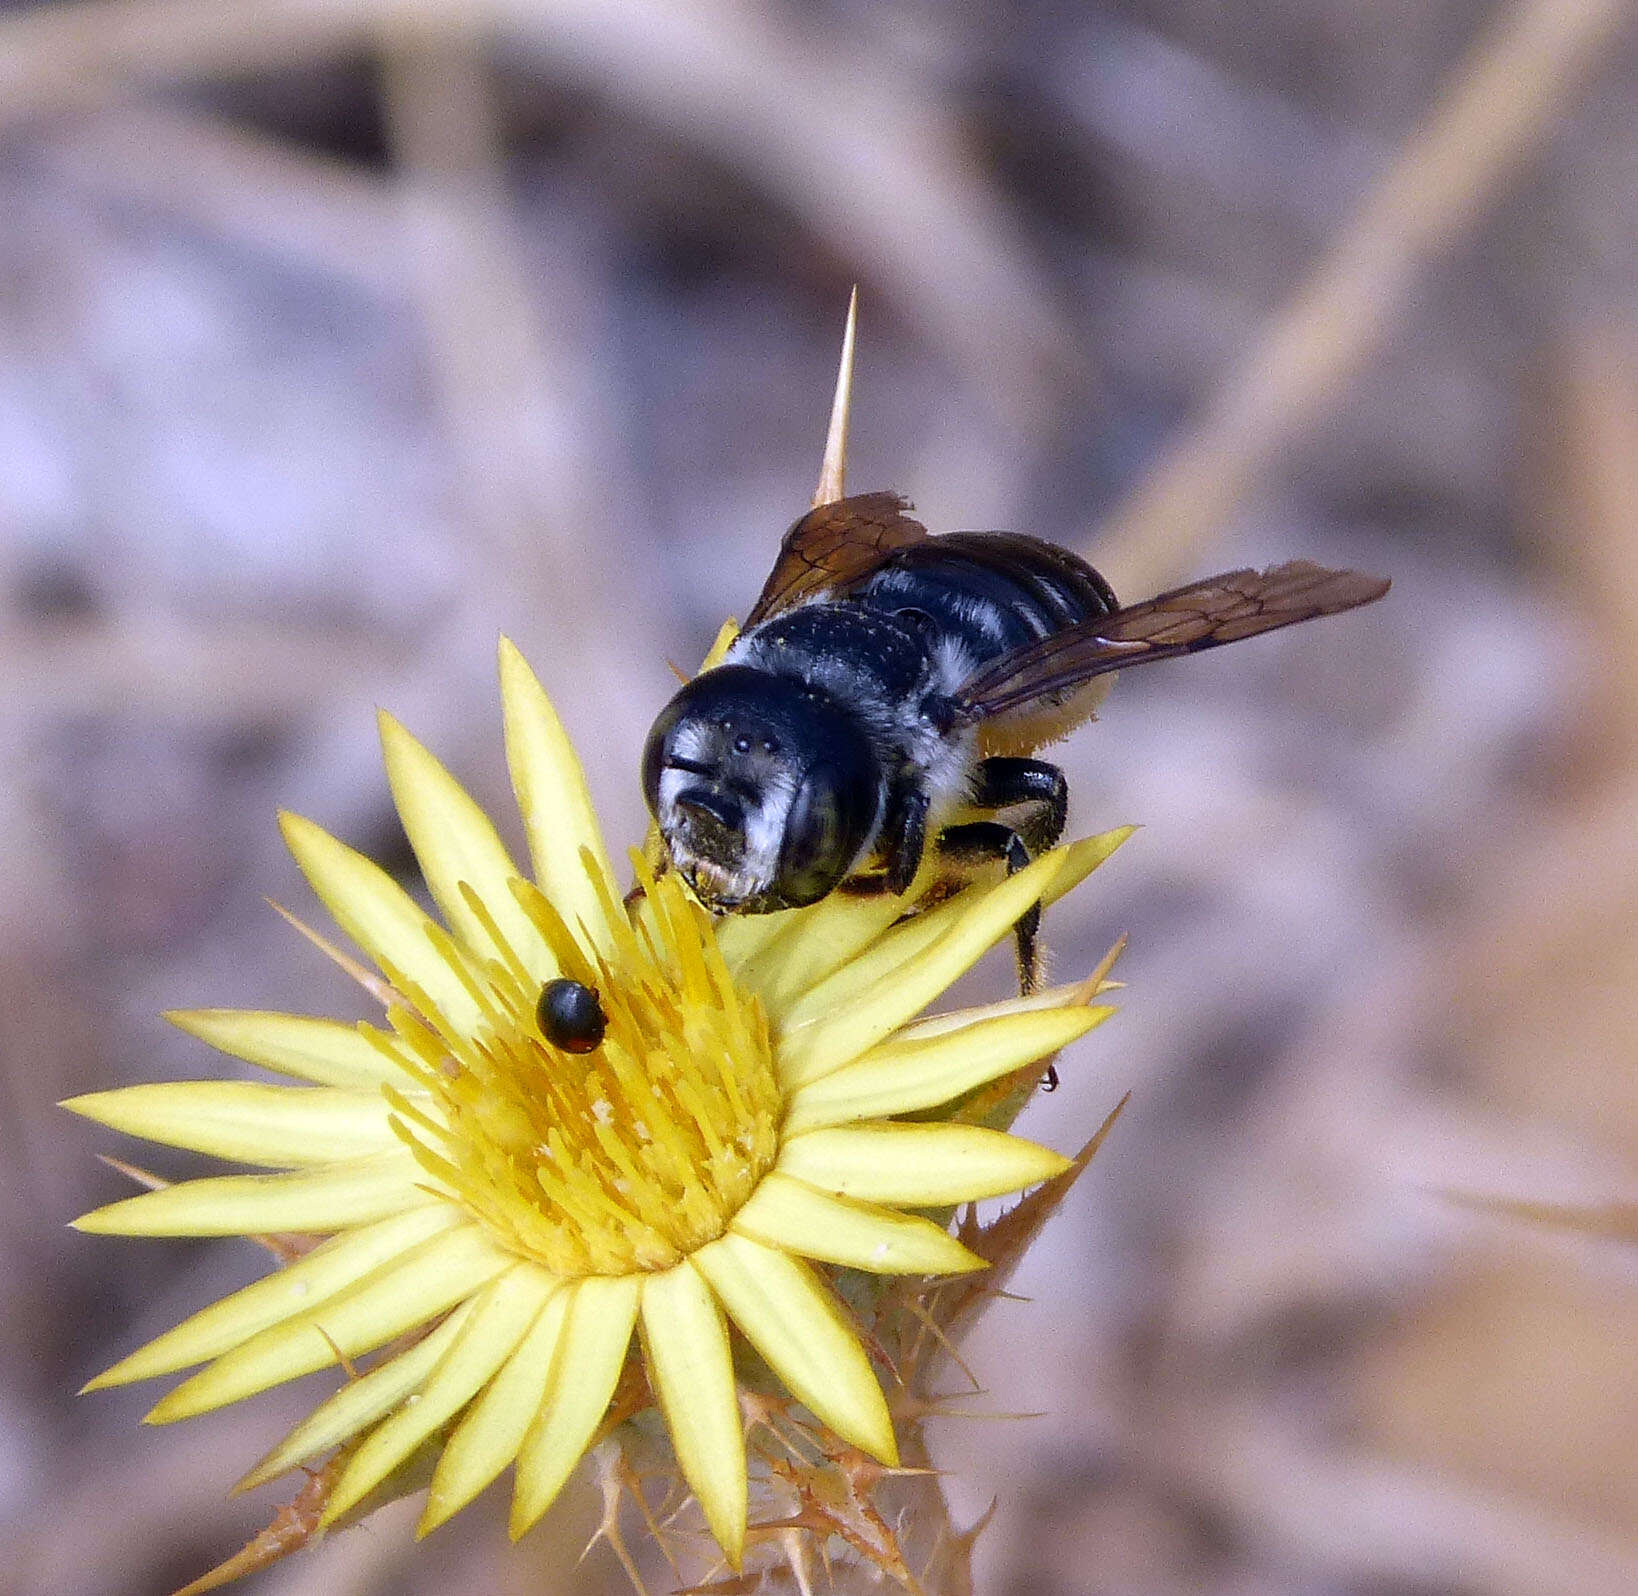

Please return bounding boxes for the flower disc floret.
[382,863,780,1276]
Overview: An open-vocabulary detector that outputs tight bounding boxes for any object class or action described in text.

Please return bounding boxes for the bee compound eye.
[641,694,686,814]
[536,978,607,1054]
[775,756,876,907]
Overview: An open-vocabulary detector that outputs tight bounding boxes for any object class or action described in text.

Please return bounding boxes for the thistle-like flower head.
[67,639,1127,1571]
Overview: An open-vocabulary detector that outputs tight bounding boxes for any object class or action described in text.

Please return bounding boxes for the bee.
[643,491,1388,985]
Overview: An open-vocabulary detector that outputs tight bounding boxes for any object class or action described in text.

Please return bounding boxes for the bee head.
[642,665,881,914]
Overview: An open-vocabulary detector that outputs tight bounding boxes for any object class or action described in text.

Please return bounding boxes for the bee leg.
[937,811,1060,1091]
[935,819,1042,989]
[969,757,1068,854]
[882,784,930,896]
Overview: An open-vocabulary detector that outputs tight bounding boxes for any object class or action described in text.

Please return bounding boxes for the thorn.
[924,1402,1045,1424]
[250,1231,318,1265]
[165,1457,336,1595]
[740,1389,811,1465]
[1435,1190,1638,1242]
[897,1292,981,1393]
[940,1496,998,1577]
[267,899,398,1007]
[813,286,858,507]
[1073,932,1129,1004]
[312,1324,360,1382]
[936,1093,1131,1337]
[581,1443,655,1595]
[780,1527,818,1596]
[95,1154,169,1192]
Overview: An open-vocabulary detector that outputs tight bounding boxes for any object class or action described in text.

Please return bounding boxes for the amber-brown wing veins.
[954,561,1391,719]
[743,491,929,627]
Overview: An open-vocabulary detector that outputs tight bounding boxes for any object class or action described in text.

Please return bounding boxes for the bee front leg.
[843,779,929,898]
[882,784,930,897]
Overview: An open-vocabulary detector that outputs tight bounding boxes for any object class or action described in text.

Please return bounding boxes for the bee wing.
[743,491,929,626]
[953,560,1391,719]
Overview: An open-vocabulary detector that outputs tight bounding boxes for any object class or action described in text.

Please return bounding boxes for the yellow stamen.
[386,873,780,1277]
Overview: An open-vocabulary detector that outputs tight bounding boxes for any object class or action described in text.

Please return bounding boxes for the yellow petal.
[776,829,1130,1036]
[774,895,958,1032]
[641,1263,745,1566]
[693,1233,896,1465]
[1042,826,1135,905]
[778,851,1067,1088]
[165,1009,397,1089]
[712,904,795,973]
[783,1006,1111,1134]
[510,1274,640,1539]
[84,1206,463,1391]
[778,1122,1070,1204]
[73,1150,433,1236]
[698,617,740,672]
[146,1224,509,1422]
[378,712,553,980]
[727,815,989,1016]
[237,1296,473,1491]
[421,1284,568,1534]
[324,1264,555,1525]
[62,1082,396,1167]
[894,978,1107,1040]
[278,811,482,1033]
[732,1171,982,1275]
[498,639,621,958]
[732,888,913,1025]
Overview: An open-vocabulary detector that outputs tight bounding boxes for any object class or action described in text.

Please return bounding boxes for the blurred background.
[4,0,1637,1591]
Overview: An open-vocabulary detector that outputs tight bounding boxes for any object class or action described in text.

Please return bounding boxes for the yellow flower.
[66,639,1126,1566]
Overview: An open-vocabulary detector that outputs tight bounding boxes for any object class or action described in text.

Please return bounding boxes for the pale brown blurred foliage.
[2,1,1637,1593]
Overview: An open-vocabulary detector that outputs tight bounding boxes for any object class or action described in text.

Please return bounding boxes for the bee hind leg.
[939,761,1069,1090]
[968,757,1068,853]
[934,819,1044,995]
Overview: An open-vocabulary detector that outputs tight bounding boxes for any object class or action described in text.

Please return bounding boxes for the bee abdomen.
[855,533,1119,673]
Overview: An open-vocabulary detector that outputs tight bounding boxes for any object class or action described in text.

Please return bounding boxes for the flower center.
[379,866,781,1275]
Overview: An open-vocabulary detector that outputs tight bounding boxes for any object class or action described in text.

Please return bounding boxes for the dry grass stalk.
[0,0,1070,421]
[35,103,404,297]
[1089,0,1635,593]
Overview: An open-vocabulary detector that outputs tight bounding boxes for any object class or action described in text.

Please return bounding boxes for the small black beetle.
[536,978,607,1054]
